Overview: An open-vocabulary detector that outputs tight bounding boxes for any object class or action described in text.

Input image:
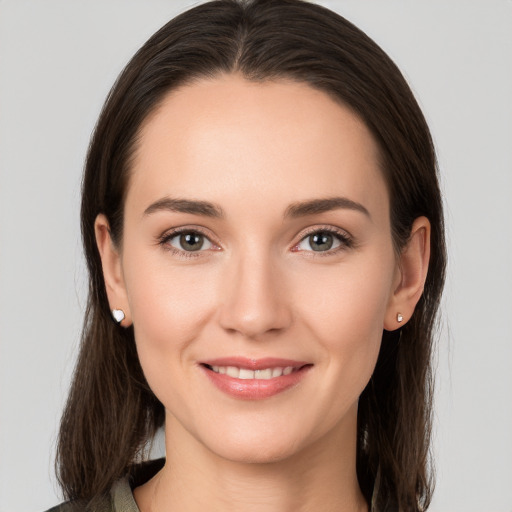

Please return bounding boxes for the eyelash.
[158,226,217,259]
[157,225,354,259]
[293,226,354,257]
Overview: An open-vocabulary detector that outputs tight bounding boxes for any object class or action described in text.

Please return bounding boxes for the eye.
[294,228,352,253]
[163,230,215,253]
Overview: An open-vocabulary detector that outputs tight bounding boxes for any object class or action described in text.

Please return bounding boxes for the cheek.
[294,255,393,339]
[123,255,224,419]
[291,252,394,395]
[122,247,219,366]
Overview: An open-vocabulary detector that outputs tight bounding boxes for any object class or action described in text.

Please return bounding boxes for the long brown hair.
[56,1,446,510]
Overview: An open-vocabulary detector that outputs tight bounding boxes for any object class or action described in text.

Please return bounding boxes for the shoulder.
[43,482,128,512]
[43,495,110,512]
[44,458,165,512]
[45,505,75,512]
[42,479,130,512]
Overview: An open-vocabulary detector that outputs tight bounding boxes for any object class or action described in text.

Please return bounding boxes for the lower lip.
[201,365,311,400]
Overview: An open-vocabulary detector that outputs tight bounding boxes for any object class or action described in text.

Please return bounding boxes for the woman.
[50,0,446,511]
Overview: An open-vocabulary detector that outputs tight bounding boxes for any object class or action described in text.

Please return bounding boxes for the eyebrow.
[284,197,370,219]
[143,196,370,220]
[143,197,225,218]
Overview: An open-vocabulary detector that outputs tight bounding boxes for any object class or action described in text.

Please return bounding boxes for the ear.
[94,214,132,327]
[384,216,431,330]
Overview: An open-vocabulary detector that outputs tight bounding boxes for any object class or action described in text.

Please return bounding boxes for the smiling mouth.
[202,364,305,380]
[199,359,312,399]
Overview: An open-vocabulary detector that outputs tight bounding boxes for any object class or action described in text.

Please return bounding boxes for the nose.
[218,249,293,340]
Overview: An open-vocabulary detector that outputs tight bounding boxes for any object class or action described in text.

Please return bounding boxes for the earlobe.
[94,214,132,327]
[384,216,431,330]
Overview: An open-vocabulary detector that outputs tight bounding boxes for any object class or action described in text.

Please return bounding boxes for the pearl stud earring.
[112,309,125,324]
[397,313,403,323]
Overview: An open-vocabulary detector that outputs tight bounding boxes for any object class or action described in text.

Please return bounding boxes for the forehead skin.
[125,73,389,233]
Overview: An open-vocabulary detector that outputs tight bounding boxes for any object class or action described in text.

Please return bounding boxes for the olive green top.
[46,478,138,512]
[45,459,164,512]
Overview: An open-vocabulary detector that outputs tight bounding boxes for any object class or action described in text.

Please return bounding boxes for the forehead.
[127,74,388,220]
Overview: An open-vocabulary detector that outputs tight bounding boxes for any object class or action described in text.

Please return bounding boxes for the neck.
[135,408,367,512]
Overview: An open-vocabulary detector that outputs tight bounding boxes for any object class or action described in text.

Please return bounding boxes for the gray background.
[1,1,511,511]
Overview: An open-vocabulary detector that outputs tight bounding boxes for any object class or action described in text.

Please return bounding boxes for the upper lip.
[200,357,310,370]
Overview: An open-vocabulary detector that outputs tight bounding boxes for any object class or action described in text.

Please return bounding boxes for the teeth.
[209,365,296,379]
[239,368,255,379]
[226,366,239,378]
[272,367,283,378]
[255,368,272,379]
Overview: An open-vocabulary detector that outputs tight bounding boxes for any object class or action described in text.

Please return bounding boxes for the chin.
[197,419,314,466]
[214,439,300,465]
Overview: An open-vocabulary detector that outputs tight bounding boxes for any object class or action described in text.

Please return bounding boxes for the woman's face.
[107,75,401,463]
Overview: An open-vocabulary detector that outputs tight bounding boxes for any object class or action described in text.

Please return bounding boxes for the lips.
[199,357,312,400]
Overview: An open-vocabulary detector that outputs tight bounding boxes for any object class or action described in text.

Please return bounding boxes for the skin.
[95,74,430,512]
